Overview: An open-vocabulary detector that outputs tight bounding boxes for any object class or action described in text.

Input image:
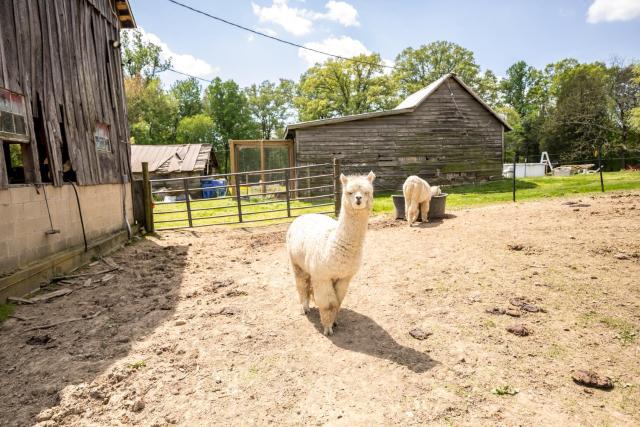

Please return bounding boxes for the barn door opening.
[33,95,53,183]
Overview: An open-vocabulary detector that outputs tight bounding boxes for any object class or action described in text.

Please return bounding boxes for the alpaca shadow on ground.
[411,213,457,228]
[306,308,439,373]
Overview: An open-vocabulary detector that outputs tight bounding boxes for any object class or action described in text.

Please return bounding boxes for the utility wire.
[165,0,396,70]
[166,67,214,83]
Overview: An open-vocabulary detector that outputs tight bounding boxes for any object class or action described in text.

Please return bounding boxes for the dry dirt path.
[1,192,639,426]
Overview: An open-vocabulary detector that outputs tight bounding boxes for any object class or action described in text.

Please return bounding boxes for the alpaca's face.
[340,172,375,211]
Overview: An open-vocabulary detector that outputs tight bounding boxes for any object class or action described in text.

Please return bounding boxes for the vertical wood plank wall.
[0,0,130,189]
[294,78,505,189]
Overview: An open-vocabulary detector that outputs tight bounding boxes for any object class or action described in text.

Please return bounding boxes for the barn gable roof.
[131,144,212,174]
[284,73,511,136]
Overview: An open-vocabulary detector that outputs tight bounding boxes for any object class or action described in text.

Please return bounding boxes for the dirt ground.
[1,192,639,426]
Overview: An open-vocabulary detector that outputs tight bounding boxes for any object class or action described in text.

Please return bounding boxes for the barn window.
[0,88,28,142]
[94,122,111,152]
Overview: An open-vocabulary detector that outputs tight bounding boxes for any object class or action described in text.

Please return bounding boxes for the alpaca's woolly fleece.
[403,175,433,227]
[286,172,375,335]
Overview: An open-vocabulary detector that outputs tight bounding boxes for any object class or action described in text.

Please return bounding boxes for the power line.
[166,67,214,83]
[165,0,396,70]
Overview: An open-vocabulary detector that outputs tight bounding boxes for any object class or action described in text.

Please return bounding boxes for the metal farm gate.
[139,161,341,231]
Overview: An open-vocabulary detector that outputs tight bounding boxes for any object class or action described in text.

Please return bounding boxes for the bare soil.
[1,192,639,426]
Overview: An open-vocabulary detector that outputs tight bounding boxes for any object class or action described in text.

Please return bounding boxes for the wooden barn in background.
[284,73,511,190]
[0,0,135,301]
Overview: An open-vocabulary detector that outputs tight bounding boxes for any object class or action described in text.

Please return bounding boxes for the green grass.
[152,171,639,229]
[372,171,640,214]
[153,194,334,229]
[0,304,15,324]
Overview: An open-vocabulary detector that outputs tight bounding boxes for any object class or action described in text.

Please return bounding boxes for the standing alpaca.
[403,175,434,227]
[286,172,376,335]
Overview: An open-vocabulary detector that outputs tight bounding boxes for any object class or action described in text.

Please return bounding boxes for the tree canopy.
[121,29,640,171]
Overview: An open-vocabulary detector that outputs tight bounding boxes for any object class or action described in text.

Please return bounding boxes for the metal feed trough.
[392,194,448,221]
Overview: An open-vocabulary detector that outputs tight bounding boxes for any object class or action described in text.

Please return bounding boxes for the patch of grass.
[0,304,15,324]
[482,319,496,328]
[581,312,637,345]
[547,343,567,359]
[372,171,640,213]
[599,317,637,345]
[492,385,519,396]
[153,195,334,230]
[129,360,146,370]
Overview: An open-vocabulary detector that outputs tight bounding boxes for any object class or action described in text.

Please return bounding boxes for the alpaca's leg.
[292,263,311,314]
[313,279,338,335]
[407,201,418,227]
[333,277,351,327]
[420,199,430,223]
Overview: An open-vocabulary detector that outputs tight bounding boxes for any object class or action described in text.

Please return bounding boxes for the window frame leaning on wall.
[0,87,34,186]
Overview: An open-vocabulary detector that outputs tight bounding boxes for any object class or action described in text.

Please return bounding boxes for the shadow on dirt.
[0,237,187,426]
[412,213,458,228]
[306,308,439,373]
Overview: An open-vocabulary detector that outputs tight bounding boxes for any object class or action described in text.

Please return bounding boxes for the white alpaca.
[286,172,376,335]
[402,175,434,227]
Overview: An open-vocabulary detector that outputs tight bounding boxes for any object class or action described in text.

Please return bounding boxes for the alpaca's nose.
[355,195,362,205]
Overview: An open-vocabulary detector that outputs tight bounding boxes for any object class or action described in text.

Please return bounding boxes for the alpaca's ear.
[367,171,376,183]
[340,173,348,185]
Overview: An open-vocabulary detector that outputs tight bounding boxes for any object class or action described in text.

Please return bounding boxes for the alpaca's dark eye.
[347,192,353,196]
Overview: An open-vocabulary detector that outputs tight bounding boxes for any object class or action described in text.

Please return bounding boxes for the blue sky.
[130,0,640,88]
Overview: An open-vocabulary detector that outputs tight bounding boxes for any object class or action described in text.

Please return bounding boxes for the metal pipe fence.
[141,162,337,231]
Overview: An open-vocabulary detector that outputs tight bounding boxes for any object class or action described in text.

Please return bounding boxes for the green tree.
[540,63,613,163]
[392,41,484,98]
[245,79,295,139]
[176,113,215,144]
[295,53,395,121]
[171,77,203,120]
[606,61,640,164]
[203,77,259,171]
[125,76,178,145]
[121,30,171,80]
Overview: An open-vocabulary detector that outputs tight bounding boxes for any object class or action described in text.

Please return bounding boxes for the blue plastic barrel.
[201,178,227,198]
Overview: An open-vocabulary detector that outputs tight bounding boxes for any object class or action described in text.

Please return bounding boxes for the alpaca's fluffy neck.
[328,202,370,259]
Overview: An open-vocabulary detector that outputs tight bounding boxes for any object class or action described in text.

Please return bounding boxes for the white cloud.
[587,0,640,23]
[251,0,359,36]
[314,1,359,27]
[298,36,370,66]
[252,0,313,36]
[137,28,219,86]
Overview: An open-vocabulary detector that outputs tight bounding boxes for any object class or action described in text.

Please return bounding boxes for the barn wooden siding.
[293,78,504,190]
[0,0,130,189]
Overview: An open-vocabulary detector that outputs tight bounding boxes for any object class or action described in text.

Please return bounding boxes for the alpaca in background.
[286,172,376,335]
[403,175,434,227]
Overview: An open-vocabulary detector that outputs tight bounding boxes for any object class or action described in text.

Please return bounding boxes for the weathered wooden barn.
[0,0,135,301]
[284,73,511,189]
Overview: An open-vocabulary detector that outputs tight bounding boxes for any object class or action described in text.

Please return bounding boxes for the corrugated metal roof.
[131,144,212,174]
[284,73,511,135]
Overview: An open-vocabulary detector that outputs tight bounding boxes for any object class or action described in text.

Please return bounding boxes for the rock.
[508,244,524,251]
[505,309,521,317]
[485,307,506,315]
[614,253,629,260]
[175,320,186,326]
[409,328,432,340]
[572,370,613,390]
[26,334,53,346]
[131,399,145,412]
[506,324,531,336]
[510,297,545,313]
